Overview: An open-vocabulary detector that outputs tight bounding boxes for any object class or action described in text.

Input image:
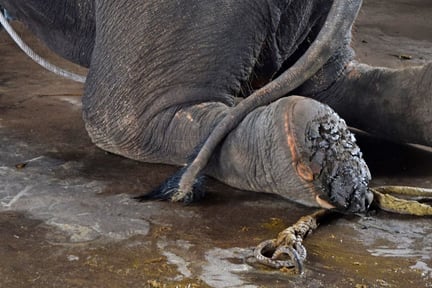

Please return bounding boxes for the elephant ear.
[136,0,363,203]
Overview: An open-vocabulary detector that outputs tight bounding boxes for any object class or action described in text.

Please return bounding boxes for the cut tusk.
[315,195,336,209]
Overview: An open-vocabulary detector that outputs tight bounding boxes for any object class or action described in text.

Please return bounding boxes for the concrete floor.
[1,1,432,287]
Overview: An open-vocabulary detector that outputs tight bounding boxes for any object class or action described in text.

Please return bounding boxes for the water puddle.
[201,247,256,288]
[410,261,432,278]
[368,246,432,259]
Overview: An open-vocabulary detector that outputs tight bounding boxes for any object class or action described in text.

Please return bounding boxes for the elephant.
[1,0,430,214]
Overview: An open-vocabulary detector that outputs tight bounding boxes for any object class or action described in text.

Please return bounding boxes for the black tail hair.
[134,167,206,203]
[135,0,361,205]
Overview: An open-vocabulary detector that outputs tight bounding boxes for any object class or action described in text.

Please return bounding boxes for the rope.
[0,11,86,83]
[370,186,432,216]
[255,185,432,271]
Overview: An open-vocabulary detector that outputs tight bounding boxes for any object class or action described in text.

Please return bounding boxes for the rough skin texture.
[305,114,371,212]
[0,0,430,212]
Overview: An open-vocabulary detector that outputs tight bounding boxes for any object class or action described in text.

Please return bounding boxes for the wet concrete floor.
[0,0,431,287]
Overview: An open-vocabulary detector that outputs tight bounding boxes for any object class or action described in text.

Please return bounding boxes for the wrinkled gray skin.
[1,0,431,212]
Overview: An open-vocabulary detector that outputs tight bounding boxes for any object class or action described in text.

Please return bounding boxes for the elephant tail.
[142,0,363,203]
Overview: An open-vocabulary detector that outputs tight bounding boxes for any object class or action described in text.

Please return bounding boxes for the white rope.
[0,11,86,83]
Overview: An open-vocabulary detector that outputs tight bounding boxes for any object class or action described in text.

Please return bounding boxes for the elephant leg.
[307,61,432,146]
[82,0,371,212]
[83,80,371,212]
[85,93,370,213]
[205,96,372,213]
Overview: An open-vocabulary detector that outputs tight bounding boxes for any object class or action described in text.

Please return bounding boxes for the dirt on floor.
[0,0,431,287]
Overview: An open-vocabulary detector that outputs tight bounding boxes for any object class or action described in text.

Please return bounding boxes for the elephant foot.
[207,96,373,213]
[131,95,372,213]
[284,97,373,212]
